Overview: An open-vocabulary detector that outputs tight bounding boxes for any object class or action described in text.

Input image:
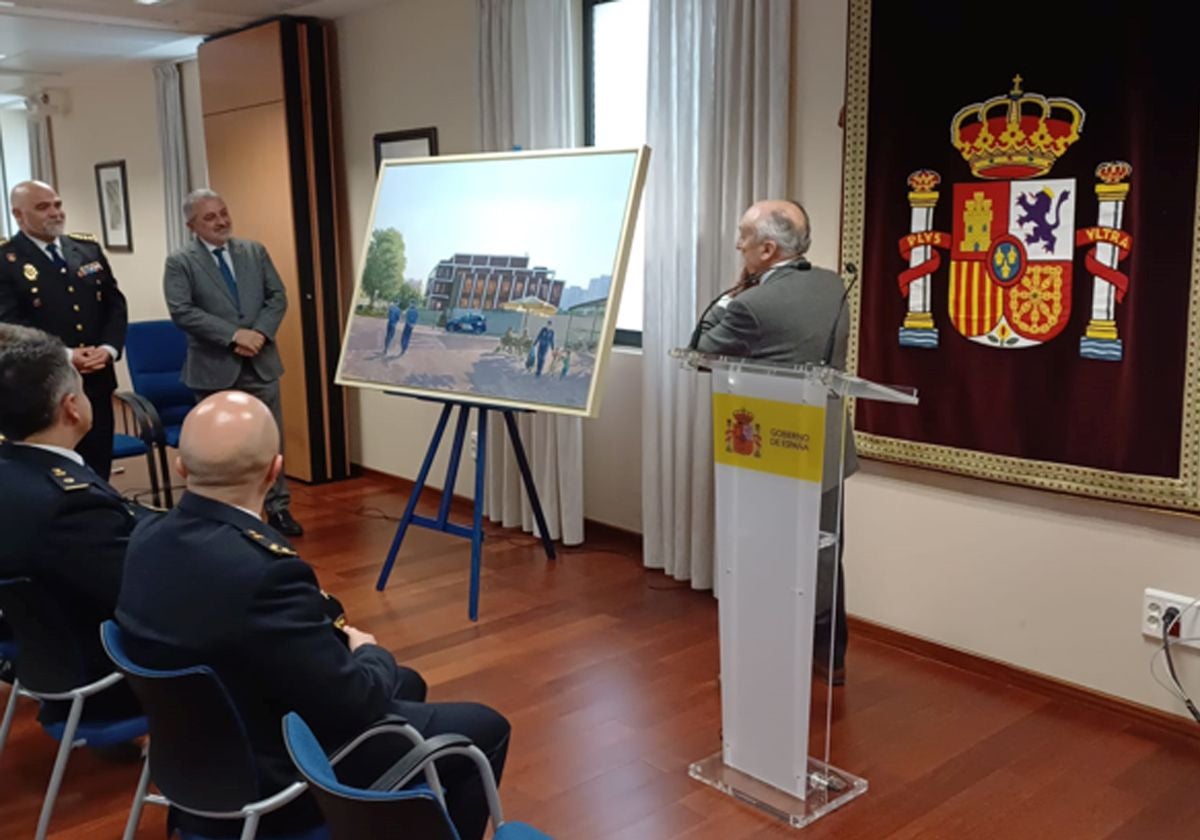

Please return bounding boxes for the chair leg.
[144,447,162,509]
[0,676,20,762]
[239,810,261,840]
[35,694,84,840]
[122,753,153,840]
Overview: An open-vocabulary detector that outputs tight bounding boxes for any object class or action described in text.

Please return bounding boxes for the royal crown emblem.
[724,408,762,457]
[896,76,1134,360]
[950,75,1085,180]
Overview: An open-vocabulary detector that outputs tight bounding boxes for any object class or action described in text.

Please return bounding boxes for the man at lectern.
[692,199,857,685]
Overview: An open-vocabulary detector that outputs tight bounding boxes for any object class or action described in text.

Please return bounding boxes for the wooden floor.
[3,471,1200,839]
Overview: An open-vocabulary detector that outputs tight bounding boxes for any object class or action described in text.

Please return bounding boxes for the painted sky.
[369,150,639,291]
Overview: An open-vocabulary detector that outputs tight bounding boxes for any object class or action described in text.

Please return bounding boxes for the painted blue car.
[445,314,488,334]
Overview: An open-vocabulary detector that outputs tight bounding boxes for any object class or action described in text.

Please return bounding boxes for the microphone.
[822,262,859,367]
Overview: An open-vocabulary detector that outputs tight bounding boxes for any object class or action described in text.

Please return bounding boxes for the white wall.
[336,0,643,531]
[51,60,171,326]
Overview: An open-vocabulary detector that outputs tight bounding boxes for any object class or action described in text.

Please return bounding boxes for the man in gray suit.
[694,199,855,684]
[163,189,303,536]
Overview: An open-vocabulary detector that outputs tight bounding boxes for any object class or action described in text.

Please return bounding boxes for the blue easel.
[375,397,557,620]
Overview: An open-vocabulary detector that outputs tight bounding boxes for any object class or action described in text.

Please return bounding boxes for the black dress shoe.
[268,509,304,537]
[813,659,846,686]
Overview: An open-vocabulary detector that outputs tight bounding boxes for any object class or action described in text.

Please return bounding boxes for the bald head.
[178,392,280,495]
[10,180,66,243]
[736,199,811,276]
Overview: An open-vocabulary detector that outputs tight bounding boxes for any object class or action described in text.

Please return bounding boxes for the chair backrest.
[282,713,460,840]
[100,621,263,812]
[0,577,90,694]
[124,320,194,428]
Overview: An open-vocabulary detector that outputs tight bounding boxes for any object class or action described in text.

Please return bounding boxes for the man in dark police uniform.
[0,181,128,479]
[0,324,145,726]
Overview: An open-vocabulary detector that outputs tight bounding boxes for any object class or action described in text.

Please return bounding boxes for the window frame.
[582,0,643,349]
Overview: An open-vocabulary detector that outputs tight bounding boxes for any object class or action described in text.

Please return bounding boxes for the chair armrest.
[115,391,165,446]
[32,670,125,702]
[328,714,420,765]
[368,734,474,791]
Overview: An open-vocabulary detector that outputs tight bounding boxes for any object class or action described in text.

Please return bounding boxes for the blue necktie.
[45,242,67,272]
[213,247,241,315]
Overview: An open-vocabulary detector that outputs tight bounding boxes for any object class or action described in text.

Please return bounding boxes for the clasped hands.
[70,346,112,374]
[232,328,267,357]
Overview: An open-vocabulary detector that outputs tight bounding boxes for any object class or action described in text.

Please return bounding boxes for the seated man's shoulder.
[0,450,84,517]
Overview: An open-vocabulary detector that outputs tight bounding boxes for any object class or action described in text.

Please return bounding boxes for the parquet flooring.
[2,471,1198,839]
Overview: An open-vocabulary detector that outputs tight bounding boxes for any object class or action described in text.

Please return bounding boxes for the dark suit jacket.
[0,442,143,689]
[0,230,127,395]
[116,492,412,834]
[696,263,858,490]
[163,238,287,390]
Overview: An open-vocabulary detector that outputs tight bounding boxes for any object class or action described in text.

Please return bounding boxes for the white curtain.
[641,0,793,588]
[154,61,192,254]
[24,104,54,186]
[477,0,585,545]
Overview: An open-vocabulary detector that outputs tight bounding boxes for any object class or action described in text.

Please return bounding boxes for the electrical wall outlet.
[469,430,478,461]
[1143,588,1200,651]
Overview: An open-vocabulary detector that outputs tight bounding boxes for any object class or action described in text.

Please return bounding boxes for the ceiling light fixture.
[134,0,164,6]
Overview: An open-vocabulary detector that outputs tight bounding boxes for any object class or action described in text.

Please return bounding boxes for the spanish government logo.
[896,76,1134,361]
[724,408,762,458]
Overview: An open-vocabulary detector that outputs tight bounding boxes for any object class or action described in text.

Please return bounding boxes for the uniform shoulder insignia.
[241,527,299,556]
[0,238,8,248]
[67,231,99,243]
[48,465,90,492]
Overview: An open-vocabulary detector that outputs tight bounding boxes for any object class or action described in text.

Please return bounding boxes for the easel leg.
[436,405,472,528]
[376,403,454,591]
[469,408,488,621]
[502,411,557,560]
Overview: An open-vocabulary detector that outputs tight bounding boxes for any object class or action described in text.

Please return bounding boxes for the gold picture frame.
[336,146,651,418]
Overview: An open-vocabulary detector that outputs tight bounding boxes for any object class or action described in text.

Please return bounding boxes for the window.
[0,102,33,240]
[584,0,650,346]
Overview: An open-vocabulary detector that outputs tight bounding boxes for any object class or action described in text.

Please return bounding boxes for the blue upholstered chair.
[282,712,552,840]
[121,320,194,506]
[0,579,149,840]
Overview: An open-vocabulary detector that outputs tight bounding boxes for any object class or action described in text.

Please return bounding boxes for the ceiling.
[0,0,383,99]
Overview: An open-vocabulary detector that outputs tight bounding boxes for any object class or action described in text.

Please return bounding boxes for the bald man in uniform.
[116,392,511,840]
[0,181,127,478]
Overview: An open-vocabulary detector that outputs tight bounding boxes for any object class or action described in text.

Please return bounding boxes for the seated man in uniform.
[117,392,510,840]
[0,324,146,727]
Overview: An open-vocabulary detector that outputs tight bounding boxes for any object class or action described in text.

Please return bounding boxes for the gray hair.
[753,204,812,257]
[0,324,79,440]
[183,188,223,222]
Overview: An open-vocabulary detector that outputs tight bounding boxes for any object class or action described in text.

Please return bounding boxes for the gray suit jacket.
[696,263,858,491]
[164,238,287,390]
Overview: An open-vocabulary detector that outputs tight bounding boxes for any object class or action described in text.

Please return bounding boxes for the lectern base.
[688,752,868,829]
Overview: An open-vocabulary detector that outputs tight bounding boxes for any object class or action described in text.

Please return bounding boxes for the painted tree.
[361,228,407,306]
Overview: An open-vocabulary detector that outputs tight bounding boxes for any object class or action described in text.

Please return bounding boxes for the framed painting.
[94,160,132,252]
[336,146,651,418]
[373,127,439,172]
